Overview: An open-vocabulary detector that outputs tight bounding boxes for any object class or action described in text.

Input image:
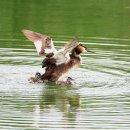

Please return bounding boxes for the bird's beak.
[86,48,95,53]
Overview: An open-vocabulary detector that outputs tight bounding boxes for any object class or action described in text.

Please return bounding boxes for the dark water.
[0,0,130,129]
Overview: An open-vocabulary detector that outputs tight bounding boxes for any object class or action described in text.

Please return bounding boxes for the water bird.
[22,29,94,85]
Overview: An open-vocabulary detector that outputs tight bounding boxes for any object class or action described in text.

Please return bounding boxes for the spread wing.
[53,37,79,65]
[22,29,57,57]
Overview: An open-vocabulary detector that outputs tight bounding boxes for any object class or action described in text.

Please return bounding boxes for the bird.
[22,29,94,85]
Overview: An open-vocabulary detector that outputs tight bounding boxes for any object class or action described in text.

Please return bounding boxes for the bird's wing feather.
[22,29,57,57]
[53,37,79,65]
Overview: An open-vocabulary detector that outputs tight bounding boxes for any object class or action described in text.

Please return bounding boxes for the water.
[0,0,130,129]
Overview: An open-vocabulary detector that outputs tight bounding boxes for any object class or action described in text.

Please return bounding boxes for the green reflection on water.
[0,0,130,41]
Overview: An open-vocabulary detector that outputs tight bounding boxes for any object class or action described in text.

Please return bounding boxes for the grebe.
[22,29,93,85]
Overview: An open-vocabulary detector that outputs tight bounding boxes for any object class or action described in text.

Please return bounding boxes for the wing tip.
[73,36,79,41]
[21,29,26,33]
[64,37,79,49]
[22,29,33,35]
[22,29,41,42]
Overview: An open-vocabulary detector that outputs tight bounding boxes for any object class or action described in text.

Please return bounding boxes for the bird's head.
[73,44,94,55]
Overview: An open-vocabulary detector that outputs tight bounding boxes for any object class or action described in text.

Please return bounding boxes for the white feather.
[44,48,53,53]
[54,53,68,65]
[53,47,70,65]
[34,40,57,55]
[34,40,42,55]
[44,40,57,54]
[50,40,57,53]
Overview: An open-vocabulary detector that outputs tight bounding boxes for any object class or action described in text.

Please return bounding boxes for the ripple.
[0,38,130,130]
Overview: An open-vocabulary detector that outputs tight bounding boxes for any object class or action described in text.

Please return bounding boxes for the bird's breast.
[57,62,80,82]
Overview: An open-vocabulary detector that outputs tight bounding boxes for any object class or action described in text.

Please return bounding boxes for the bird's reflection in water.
[38,83,80,123]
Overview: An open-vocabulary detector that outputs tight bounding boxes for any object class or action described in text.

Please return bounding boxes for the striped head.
[73,44,94,55]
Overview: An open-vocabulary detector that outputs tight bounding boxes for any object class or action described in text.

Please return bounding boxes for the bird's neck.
[71,50,80,57]
[70,51,82,62]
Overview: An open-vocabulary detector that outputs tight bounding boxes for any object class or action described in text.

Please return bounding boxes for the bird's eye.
[79,43,83,46]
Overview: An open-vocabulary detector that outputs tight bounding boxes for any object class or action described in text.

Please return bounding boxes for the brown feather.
[64,37,78,49]
[22,29,55,57]
[22,29,43,42]
[22,29,52,46]
[41,54,81,82]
